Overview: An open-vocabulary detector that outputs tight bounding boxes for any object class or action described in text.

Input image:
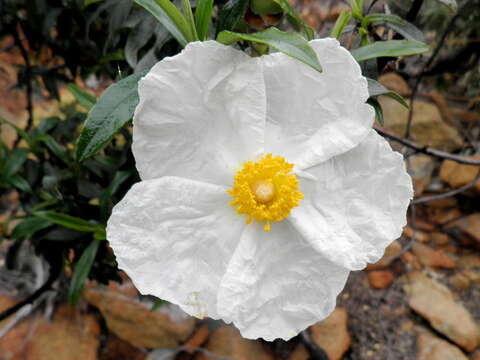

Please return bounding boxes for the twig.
[404,7,464,139]
[412,172,480,204]
[10,20,34,138]
[375,127,480,166]
[300,330,330,360]
[0,256,61,322]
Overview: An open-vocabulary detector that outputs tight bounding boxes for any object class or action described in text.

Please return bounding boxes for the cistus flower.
[107,38,413,341]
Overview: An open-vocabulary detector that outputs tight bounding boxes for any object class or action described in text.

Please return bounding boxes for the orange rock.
[472,350,480,360]
[84,288,195,349]
[183,325,210,353]
[417,332,468,360]
[367,270,394,289]
[366,241,402,270]
[99,335,146,360]
[450,213,480,245]
[431,232,450,246]
[24,305,100,360]
[288,308,351,360]
[401,251,423,270]
[412,243,456,269]
[440,157,480,192]
[196,326,272,360]
[450,273,471,290]
[428,207,461,225]
[378,72,411,97]
[403,226,430,243]
[406,272,479,351]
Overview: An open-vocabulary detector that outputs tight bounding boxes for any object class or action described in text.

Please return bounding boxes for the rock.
[100,335,147,360]
[428,207,461,225]
[380,97,463,151]
[183,325,210,353]
[404,226,430,243]
[409,155,436,196]
[84,288,195,349]
[459,254,480,269]
[402,251,423,270]
[196,326,272,360]
[366,240,402,270]
[288,308,351,360]
[431,232,450,247]
[26,305,100,360]
[440,157,480,192]
[450,273,471,290]
[412,243,456,269]
[367,270,394,289]
[406,272,479,351]
[450,213,480,245]
[417,332,468,360]
[472,350,480,360]
[379,72,411,97]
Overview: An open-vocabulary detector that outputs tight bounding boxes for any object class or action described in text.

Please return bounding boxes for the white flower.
[107,38,413,341]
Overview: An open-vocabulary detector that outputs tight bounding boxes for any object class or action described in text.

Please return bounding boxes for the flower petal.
[289,130,413,271]
[261,38,374,169]
[133,41,265,186]
[106,176,245,319]
[217,221,350,341]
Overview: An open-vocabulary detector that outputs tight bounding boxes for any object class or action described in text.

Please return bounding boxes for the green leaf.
[8,174,32,193]
[435,0,457,12]
[135,0,192,46]
[36,134,70,165]
[76,71,146,162]
[217,27,322,72]
[11,217,52,239]
[351,40,429,62]
[0,116,34,148]
[367,78,409,108]
[271,0,314,40]
[367,97,384,125]
[215,0,249,35]
[194,0,213,40]
[3,148,28,178]
[68,84,97,110]
[69,239,102,306]
[84,0,104,7]
[330,9,352,39]
[181,0,199,41]
[364,13,424,42]
[151,298,168,311]
[99,170,133,221]
[33,211,101,233]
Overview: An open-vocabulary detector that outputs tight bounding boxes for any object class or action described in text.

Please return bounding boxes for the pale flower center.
[228,154,304,232]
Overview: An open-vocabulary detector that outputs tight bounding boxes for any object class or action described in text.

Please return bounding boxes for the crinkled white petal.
[289,130,413,271]
[133,41,265,185]
[106,176,245,319]
[261,38,374,169]
[217,221,350,341]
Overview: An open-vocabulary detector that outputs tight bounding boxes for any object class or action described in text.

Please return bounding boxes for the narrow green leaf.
[435,0,457,12]
[84,0,104,7]
[36,134,70,165]
[330,9,352,39]
[76,71,146,162]
[217,27,322,72]
[0,116,34,148]
[3,148,28,178]
[68,84,97,110]
[364,13,424,42]
[33,211,101,232]
[8,175,32,193]
[11,217,52,239]
[181,0,199,41]
[194,0,214,40]
[99,170,133,221]
[272,0,314,40]
[367,78,409,108]
[215,0,249,35]
[69,239,102,306]
[135,0,191,46]
[351,40,429,62]
[367,97,384,125]
[151,298,168,311]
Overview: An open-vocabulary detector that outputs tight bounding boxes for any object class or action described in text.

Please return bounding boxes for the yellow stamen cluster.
[228,154,304,231]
